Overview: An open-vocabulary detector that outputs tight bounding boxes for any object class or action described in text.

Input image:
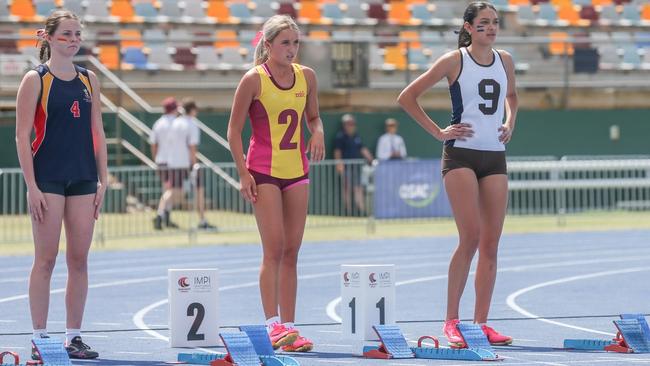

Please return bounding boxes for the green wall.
[1,109,649,167]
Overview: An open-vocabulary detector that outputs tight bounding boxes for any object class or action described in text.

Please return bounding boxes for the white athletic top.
[446,47,508,151]
[150,114,199,168]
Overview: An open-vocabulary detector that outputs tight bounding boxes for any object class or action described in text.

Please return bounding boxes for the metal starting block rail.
[363,324,500,361]
[177,326,298,366]
[564,313,650,353]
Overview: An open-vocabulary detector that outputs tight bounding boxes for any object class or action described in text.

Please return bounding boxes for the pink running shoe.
[481,324,513,346]
[269,323,299,349]
[281,335,313,352]
[442,319,466,349]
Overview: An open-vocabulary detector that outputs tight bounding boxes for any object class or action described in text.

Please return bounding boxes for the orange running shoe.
[281,335,313,352]
[442,319,466,349]
[269,323,299,349]
[481,324,513,346]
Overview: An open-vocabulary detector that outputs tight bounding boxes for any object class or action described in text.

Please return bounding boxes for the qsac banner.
[374,159,452,219]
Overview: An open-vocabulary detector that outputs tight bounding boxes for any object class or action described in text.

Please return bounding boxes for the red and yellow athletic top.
[246,63,308,179]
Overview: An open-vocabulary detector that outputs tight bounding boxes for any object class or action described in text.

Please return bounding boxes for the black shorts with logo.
[442,145,507,180]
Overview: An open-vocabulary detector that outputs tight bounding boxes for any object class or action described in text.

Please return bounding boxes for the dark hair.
[457,1,497,49]
[39,9,80,63]
[182,98,198,114]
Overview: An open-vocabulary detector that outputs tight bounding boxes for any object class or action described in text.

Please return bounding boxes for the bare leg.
[62,194,96,329]
[474,175,508,323]
[443,168,480,321]
[29,193,65,330]
[278,184,309,322]
[196,186,206,221]
[252,185,285,319]
[353,185,365,214]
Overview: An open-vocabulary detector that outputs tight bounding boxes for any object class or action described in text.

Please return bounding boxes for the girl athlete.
[15,10,107,359]
[227,15,325,352]
[398,1,518,348]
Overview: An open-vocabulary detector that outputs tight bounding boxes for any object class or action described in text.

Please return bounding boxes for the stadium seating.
[1,0,648,76]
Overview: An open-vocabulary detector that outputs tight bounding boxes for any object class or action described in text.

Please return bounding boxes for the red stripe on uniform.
[31,104,46,156]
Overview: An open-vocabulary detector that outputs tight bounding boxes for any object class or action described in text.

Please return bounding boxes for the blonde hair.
[254,15,300,66]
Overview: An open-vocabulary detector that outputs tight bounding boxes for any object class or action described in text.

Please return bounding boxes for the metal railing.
[1,157,650,245]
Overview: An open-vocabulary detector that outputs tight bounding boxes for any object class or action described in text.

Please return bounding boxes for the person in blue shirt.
[333,114,373,215]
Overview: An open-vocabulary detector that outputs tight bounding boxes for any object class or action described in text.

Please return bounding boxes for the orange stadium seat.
[591,0,612,5]
[17,28,36,50]
[399,31,421,49]
[111,0,138,22]
[298,0,325,24]
[214,30,238,48]
[384,46,407,70]
[308,30,330,41]
[98,44,120,69]
[388,1,412,25]
[642,4,650,21]
[549,32,574,55]
[558,4,588,26]
[550,0,573,6]
[10,0,36,21]
[119,29,143,49]
[508,0,530,5]
[207,0,230,22]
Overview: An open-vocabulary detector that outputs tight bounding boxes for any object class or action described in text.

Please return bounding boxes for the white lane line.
[131,336,163,340]
[326,255,650,324]
[0,346,25,349]
[0,320,16,323]
[132,273,339,349]
[113,351,153,355]
[0,276,167,304]
[79,334,109,338]
[315,360,356,364]
[91,322,122,326]
[506,266,650,336]
[317,330,341,334]
[318,343,352,347]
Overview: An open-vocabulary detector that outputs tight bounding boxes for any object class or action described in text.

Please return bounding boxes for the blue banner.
[374,159,452,219]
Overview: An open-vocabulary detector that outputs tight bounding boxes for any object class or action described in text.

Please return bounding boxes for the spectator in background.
[376,118,407,160]
[150,97,195,230]
[334,114,373,215]
[177,98,216,230]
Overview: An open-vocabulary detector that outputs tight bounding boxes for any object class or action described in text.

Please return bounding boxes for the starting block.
[564,313,650,353]
[29,338,71,366]
[362,324,500,361]
[177,326,298,366]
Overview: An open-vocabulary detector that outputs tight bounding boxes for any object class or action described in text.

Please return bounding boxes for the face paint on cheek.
[475,25,485,33]
[56,37,69,43]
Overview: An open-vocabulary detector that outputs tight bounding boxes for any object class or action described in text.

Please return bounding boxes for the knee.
[479,245,499,266]
[33,257,57,276]
[458,231,480,255]
[263,248,283,267]
[66,253,88,274]
[281,246,300,265]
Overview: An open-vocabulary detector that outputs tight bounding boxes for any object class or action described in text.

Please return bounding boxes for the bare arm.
[15,71,40,192]
[88,71,108,186]
[151,144,157,160]
[88,70,108,219]
[302,66,325,161]
[497,50,518,143]
[189,145,197,166]
[397,51,473,141]
[361,147,373,163]
[227,70,260,202]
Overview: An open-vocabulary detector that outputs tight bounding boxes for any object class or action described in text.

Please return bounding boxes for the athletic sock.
[66,329,81,345]
[283,322,295,330]
[33,329,48,340]
[265,316,281,333]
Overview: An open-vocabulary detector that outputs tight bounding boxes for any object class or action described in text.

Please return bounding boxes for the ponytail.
[254,36,268,66]
[457,27,471,48]
[39,40,50,63]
